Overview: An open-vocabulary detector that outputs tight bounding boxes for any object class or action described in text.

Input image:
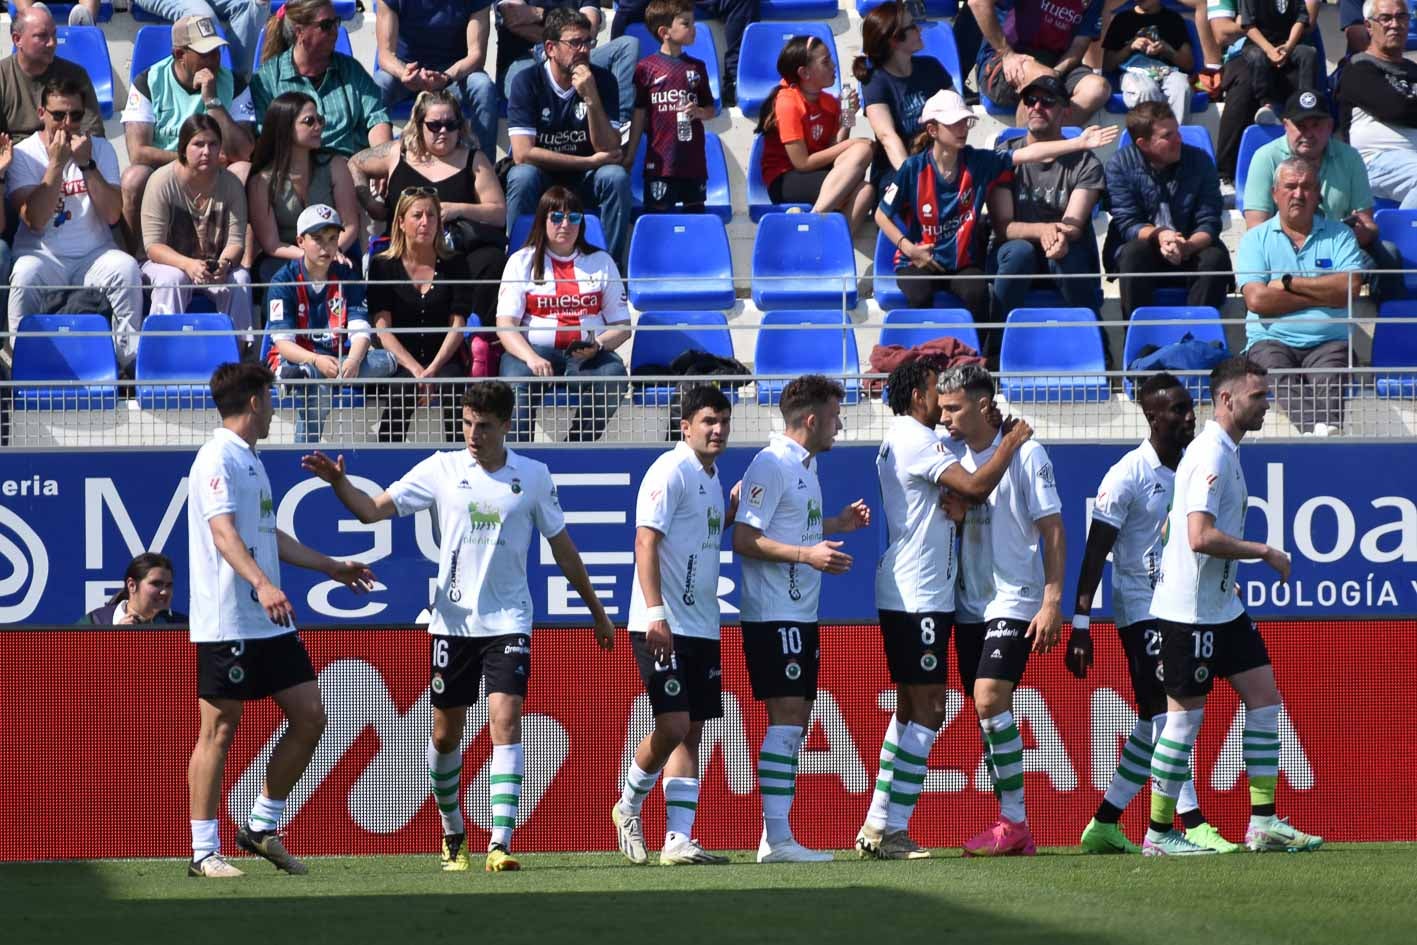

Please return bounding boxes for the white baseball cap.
[919,90,974,126]
[296,204,342,237]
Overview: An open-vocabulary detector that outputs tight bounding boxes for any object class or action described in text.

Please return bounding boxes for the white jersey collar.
[1205,419,1239,454]
[674,440,717,477]
[213,426,254,453]
[769,431,812,468]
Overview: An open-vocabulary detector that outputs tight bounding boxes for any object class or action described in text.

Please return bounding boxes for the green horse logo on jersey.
[806,499,822,530]
[468,501,503,530]
[259,490,274,518]
[706,506,722,538]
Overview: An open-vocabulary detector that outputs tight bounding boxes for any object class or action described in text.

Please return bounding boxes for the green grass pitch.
[6,845,1417,945]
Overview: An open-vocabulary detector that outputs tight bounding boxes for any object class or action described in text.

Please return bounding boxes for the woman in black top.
[368,189,476,443]
[79,552,186,626]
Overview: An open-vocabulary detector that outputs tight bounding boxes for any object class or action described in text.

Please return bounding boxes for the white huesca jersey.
[1151,421,1247,625]
[629,442,725,640]
[738,433,824,622]
[1091,439,1176,629]
[875,415,962,614]
[495,247,630,349]
[387,449,564,638]
[957,430,1062,623]
[187,428,289,642]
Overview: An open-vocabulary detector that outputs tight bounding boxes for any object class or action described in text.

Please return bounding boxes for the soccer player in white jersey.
[302,382,615,873]
[941,365,1064,858]
[1145,357,1322,855]
[612,385,736,866]
[186,362,376,878]
[1067,373,1237,855]
[857,361,1033,861]
[732,375,871,863]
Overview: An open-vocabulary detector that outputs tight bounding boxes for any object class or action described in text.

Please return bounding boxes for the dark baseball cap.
[1020,74,1068,102]
[1284,89,1332,123]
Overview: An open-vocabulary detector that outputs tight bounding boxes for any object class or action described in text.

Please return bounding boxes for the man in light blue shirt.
[1235,156,1365,436]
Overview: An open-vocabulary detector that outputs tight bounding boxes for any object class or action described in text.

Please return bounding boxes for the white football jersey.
[387,449,564,638]
[187,428,290,642]
[957,430,1062,624]
[496,246,630,348]
[1090,439,1175,629]
[1151,420,1248,625]
[628,442,726,640]
[738,433,824,623]
[874,415,962,614]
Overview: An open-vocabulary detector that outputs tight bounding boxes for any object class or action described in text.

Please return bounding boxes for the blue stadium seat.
[1118,124,1215,161]
[253,25,353,79]
[879,308,982,353]
[131,25,235,81]
[1235,124,1284,212]
[508,213,605,253]
[919,22,966,96]
[753,310,862,405]
[1371,301,1417,398]
[856,0,958,15]
[999,307,1109,403]
[627,214,735,310]
[53,27,112,119]
[7,2,111,23]
[10,314,118,411]
[752,212,858,310]
[747,135,812,221]
[871,226,967,311]
[135,313,240,410]
[1104,6,1210,114]
[759,0,840,18]
[1374,209,1417,297]
[270,0,357,18]
[630,133,733,222]
[630,310,738,405]
[737,22,840,119]
[623,22,722,107]
[1122,306,1228,400]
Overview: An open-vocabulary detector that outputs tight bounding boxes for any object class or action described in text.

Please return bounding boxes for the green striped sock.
[426,739,464,836]
[488,744,523,850]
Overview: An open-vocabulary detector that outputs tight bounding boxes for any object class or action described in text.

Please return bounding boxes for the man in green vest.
[119,15,255,250]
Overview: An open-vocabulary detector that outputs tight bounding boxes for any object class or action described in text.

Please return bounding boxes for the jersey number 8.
[919,616,936,646]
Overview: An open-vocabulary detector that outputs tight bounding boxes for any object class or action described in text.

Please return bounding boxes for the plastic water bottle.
[840,83,856,130]
[677,94,694,142]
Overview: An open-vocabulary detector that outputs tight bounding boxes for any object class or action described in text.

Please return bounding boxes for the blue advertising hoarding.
[1,443,1413,625]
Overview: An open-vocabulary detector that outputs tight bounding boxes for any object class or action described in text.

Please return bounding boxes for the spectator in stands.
[968,0,1112,123]
[1235,0,1318,125]
[1340,0,1417,210]
[1340,0,1371,55]
[251,0,392,156]
[506,8,633,268]
[496,0,639,123]
[373,0,499,157]
[623,0,717,214]
[368,188,476,443]
[1208,0,1253,181]
[496,186,630,443]
[349,92,506,349]
[16,0,100,28]
[1104,101,1230,319]
[130,2,270,80]
[612,0,755,107]
[6,79,143,369]
[141,114,254,339]
[1236,157,1363,436]
[120,15,256,254]
[266,204,397,443]
[1101,0,1195,121]
[0,133,11,317]
[0,5,104,141]
[248,92,361,285]
[989,75,1105,322]
[876,90,1117,362]
[757,35,875,234]
[79,552,187,625]
[856,0,955,192]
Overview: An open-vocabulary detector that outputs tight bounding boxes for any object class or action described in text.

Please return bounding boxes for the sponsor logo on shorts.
[228,664,245,684]
[708,667,722,680]
[503,641,531,655]
[431,672,445,694]
[664,677,682,697]
[920,651,938,672]
[985,624,1019,640]
[990,648,1003,659]
[785,660,802,680]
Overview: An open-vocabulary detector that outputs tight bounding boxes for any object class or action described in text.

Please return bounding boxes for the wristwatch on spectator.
[203,98,223,110]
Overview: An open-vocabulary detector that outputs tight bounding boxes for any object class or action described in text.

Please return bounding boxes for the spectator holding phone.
[79,552,187,626]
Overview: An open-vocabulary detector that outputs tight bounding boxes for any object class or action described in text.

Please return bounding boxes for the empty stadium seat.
[879,308,982,353]
[759,0,840,19]
[7,2,111,23]
[1122,306,1228,400]
[627,214,735,310]
[752,212,858,310]
[629,310,738,405]
[747,135,813,221]
[135,313,240,410]
[753,309,861,405]
[919,21,966,96]
[53,27,112,119]
[253,24,353,78]
[1374,209,1417,298]
[623,22,722,107]
[1371,301,1417,398]
[999,307,1109,403]
[131,24,235,81]
[1235,124,1284,212]
[871,226,967,311]
[10,314,118,411]
[630,134,733,222]
[737,22,840,119]
[508,213,605,253]
[1118,124,1215,161]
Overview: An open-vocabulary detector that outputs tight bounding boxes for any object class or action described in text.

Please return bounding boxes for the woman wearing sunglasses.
[248,92,362,284]
[875,90,1116,363]
[368,187,478,443]
[350,89,507,373]
[496,186,631,443]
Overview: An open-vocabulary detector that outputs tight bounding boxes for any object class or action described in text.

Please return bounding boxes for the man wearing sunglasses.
[0,5,105,141]
[130,1,270,81]
[1339,0,1417,213]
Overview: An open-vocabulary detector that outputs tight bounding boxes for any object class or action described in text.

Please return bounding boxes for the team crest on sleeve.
[1206,473,1219,492]
[269,299,284,321]
[883,183,898,205]
[207,476,225,497]
[1038,463,1055,487]
[747,483,765,508]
